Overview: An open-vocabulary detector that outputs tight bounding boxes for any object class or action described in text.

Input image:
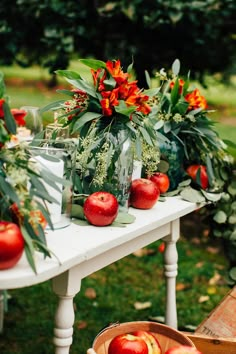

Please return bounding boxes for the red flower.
[0,98,5,118]
[10,109,27,126]
[185,88,208,111]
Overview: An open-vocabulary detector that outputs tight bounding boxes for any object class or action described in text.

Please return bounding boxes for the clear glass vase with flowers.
[41,58,160,213]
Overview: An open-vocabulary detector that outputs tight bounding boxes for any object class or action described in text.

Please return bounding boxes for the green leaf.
[3,101,16,134]
[71,112,102,134]
[39,100,66,114]
[170,80,180,106]
[144,70,152,89]
[71,204,86,220]
[65,78,97,98]
[115,212,136,224]
[79,58,106,70]
[230,230,236,241]
[180,187,206,203]
[223,139,236,149]
[228,183,236,196]
[158,160,169,173]
[229,267,236,281]
[213,210,227,224]
[228,215,236,224]
[201,190,222,202]
[55,70,82,80]
[21,225,37,274]
[0,175,20,204]
[178,179,192,187]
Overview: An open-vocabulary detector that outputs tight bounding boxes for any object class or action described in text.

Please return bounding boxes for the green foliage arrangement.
[0,73,62,272]
[148,60,236,284]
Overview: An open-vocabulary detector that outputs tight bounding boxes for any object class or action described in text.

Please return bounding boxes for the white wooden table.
[0,197,199,354]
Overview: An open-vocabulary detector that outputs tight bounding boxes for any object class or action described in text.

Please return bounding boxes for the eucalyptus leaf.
[71,204,86,219]
[172,58,180,76]
[115,212,136,224]
[228,215,236,224]
[180,187,206,203]
[201,190,222,202]
[158,160,169,173]
[230,230,236,241]
[213,210,227,224]
[178,179,192,187]
[229,267,236,281]
[228,183,236,196]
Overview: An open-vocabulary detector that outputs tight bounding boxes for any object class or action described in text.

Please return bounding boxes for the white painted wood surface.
[0,197,200,354]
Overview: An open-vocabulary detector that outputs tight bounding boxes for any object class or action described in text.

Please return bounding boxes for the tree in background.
[0,0,236,86]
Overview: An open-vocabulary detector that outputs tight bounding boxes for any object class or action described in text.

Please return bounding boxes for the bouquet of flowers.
[41,58,160,209]
[147,59,232,197]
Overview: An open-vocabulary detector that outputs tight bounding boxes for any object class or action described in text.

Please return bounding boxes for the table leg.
[52,268,82,354]
[163,218,180,329]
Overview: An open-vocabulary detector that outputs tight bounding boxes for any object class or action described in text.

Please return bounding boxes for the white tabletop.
[0,197,197,290]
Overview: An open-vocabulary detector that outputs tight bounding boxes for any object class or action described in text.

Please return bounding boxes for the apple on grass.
[148,172,170,194]
[165,346,202,354]
[129,178,160,209]
[83,191,119,226]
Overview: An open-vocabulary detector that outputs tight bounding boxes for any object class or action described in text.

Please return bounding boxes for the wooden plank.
[184,332,236,354]
[195,286,236,337]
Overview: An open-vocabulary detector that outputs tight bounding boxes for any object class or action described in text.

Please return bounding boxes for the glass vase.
[76,119,134,212]
[159,138,185,191]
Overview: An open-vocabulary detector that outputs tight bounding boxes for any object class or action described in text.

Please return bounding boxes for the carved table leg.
[52,267,82,354]
[163,218,180,329]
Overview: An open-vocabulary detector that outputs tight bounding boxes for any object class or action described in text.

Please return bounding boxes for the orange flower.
[10,108,27,126]
[185,88,208,111]
[100,88,119,116]
[91,68,107,92]
[106,59,129,85]
[170,79,185,94]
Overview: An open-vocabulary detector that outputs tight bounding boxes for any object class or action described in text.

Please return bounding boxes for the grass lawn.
[0,231,230,354]
[0,64,235,353]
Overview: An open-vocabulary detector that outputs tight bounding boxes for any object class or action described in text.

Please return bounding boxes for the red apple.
[186,165,208,190]
[108,333,149,354]
[83,191,119,226]
[148,172,170,194]
[0,221,25,270]
[129,178,160,209]
[165,346,202,354]
[131,330,162,354]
